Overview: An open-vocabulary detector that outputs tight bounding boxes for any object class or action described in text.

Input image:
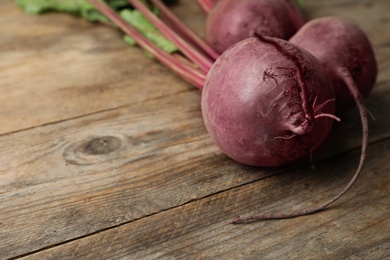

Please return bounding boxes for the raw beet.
[202,36,336,166]
[290,17,377,113]
[205,0,305,54]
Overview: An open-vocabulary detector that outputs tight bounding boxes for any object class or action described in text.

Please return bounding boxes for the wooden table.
[1,0,389,259]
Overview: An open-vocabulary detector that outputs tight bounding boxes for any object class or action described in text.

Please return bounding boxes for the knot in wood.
[83,136,121,155]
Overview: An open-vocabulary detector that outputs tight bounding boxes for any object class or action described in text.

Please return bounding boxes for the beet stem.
[151,0,220,60]
[88,0,206,89]
[129,0,214,73]
[196,0,214,14]
[231,68,368,224]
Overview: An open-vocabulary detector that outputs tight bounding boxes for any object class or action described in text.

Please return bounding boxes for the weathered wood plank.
[19,137,390,259]
[0,90,282,258]
[0,1,205,135]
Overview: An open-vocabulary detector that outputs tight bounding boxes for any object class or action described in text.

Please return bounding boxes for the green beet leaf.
[16,0,178,54]
[120,9,178,54]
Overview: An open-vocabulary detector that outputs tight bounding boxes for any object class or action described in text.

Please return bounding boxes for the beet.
[202,36,336,166]
[205,0,306,53]
[290,17,377,114]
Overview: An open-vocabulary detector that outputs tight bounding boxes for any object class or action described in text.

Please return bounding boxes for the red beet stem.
[151,0,220,61]
[88,0,206,89]
[129,0,214,73]
[196,0,214,14]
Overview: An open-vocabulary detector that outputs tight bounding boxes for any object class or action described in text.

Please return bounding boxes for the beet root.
[202,36,336,167]
[290,17,377,114]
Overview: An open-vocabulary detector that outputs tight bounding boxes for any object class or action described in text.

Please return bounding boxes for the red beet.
[290,17,377,114]
[202,36,336,166]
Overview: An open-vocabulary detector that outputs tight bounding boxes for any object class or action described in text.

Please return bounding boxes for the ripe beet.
[202,36,336,166]
[205,0,306,54]
[290,17,378,114]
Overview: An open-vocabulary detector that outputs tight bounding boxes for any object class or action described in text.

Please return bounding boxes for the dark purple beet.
[290,17,377,114]
[202,36,336,166]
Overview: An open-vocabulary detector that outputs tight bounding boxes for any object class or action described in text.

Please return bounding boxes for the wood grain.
[1,0,390,259]
[0,90,282,257]
[19,138,390,259]
[0,1,205,135]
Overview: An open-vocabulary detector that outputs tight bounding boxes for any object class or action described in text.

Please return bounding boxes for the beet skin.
[202,37,336,166]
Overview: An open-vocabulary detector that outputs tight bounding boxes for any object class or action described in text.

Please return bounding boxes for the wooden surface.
[1,0,389,259]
